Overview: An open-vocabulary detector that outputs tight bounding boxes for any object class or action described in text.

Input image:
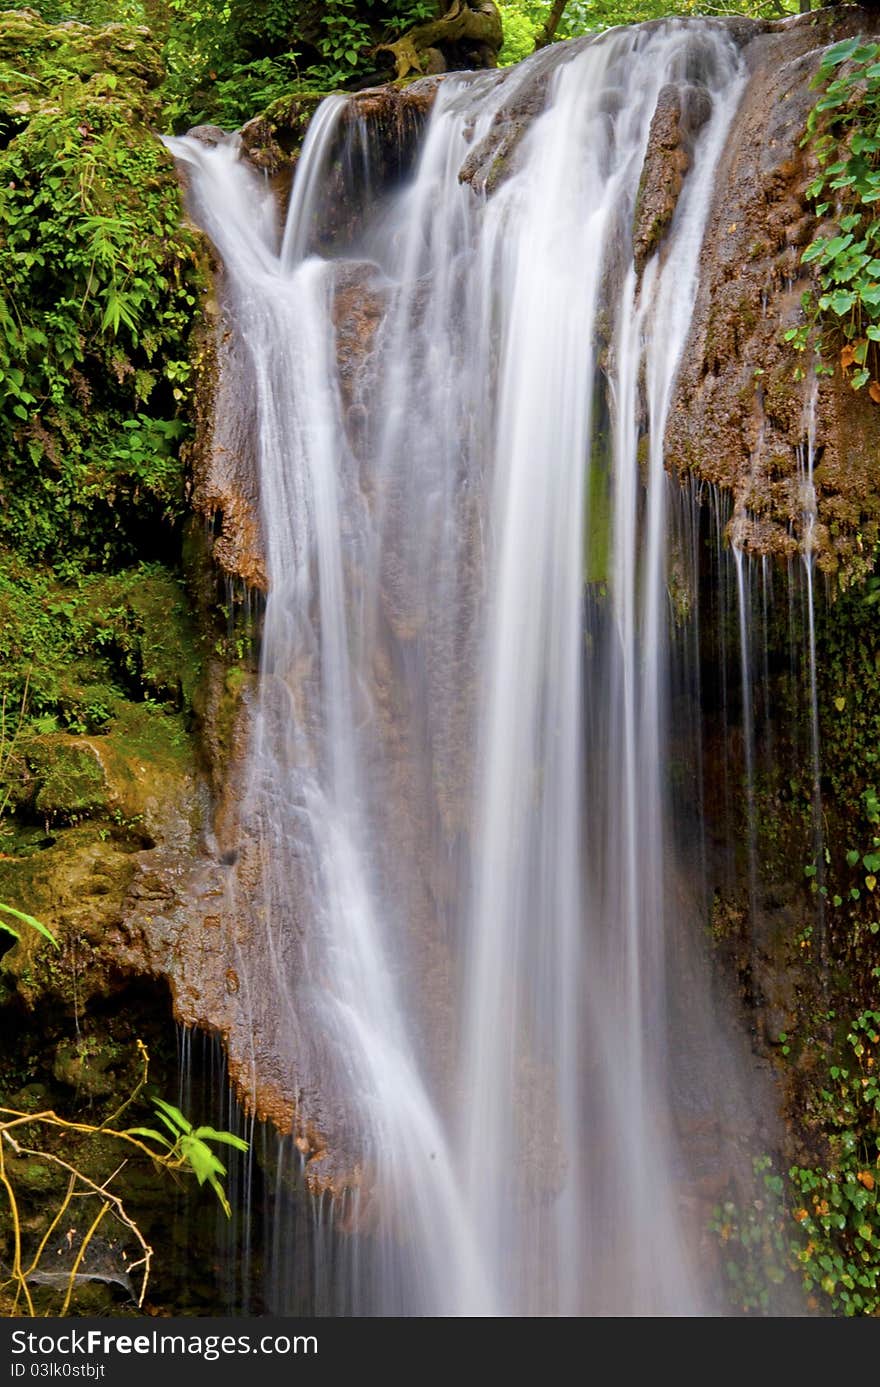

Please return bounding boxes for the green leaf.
[192,1126,249,1152]
[179,1134,227,1184]
[152,1096,192,1134]
[0,901,59,949]
[823,234,855,259]
[207,1173,232,1219]
[124,1126,174,1150]
[822,37,864,68]
[821,289,856,316]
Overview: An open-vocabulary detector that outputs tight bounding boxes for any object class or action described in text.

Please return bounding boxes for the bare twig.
[59,1200,111,1318]
[10,1142,153,1309]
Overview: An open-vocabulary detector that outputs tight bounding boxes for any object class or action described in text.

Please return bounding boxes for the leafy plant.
[792,37,880,397]
[126,1098,248,1218]
[789,976,880,1316]
[160,0,452,130]
[0,12,204,568]
[709,1155,793,1315]
[0,681,29,831]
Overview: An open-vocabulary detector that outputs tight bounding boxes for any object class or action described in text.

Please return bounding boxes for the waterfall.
[168,20,749,1315]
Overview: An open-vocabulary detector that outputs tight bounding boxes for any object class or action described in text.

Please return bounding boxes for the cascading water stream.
[168,21,748,1315]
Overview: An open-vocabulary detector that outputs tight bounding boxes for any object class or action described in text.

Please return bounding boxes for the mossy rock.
[26,738,112,819]
[240,93,328,176]
[16,701,196,831]
[53,1036,120,1097]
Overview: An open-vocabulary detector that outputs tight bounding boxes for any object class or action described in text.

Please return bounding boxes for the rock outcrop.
[666,8,880,581]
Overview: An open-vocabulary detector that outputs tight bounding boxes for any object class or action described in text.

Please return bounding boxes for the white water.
[169,21,746,1315]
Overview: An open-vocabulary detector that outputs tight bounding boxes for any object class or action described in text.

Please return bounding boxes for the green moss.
[29,739,110,819]
[3,1155,66,1198]
[109,700,193,777]
[53,1036,121,1097]
[585,448,611,586]
[0,557,204,822]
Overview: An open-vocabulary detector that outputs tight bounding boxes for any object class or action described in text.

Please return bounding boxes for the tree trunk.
[534,0,569,50]
[375,1,503,80]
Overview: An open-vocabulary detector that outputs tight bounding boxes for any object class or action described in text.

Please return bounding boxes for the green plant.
[789,977,880,1315]
[160,1,448,130]
[497,4,538,65]
[709,1155,793,1314]
[0,680,29,831]
[0,12,204,568]
[791,37,880,397]
[126,1097,248,1218]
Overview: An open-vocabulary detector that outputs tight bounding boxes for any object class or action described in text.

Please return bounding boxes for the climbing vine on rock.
[788,979,880,1316]
[793,37,880,397]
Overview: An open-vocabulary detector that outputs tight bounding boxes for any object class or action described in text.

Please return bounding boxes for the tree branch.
[375,1,503,80]
[534,0,570,50]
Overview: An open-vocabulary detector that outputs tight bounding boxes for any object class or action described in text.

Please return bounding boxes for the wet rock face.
[186,85,433,600]
[666,8,880,580]
[633,80,712,273]
[455,48,559,195]
[189,301,268,593]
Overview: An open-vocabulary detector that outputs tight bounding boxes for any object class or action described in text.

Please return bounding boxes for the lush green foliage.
[811,575,880,948]
[0,11,205,820]
[500,0,809,59]
[497,5,536,66]
[0,556,200,816]
[23,2,819,129]
[789,979,880,1315]
[711,979,880,1318]
[0,12,203,566]
[790,37,880,396]
[159,1,444,129]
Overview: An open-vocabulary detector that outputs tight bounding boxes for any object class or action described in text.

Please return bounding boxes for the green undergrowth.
[0,557,203,836]
[789,36,880,395]
[159,1,442,130]
[0,10,210,841]
[0,11,205,568]
[810,570,880,966]
[790,575,880,1316]
[710,561,880,1315]
[0,559,201,735]
[712,981,880,1317]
